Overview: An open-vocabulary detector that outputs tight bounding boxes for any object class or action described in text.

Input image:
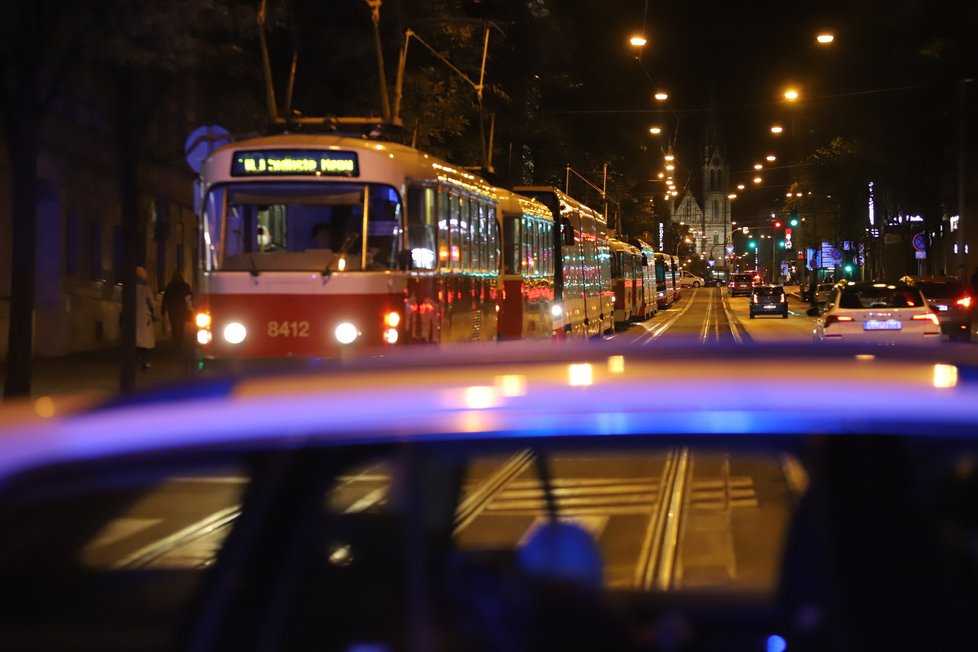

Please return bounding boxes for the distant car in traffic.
[902,275,974,341]
[813,281,941,345]
[812,282,836,307]
[749,285,788,319]
[728,273,756,297]
[679,271,704,288]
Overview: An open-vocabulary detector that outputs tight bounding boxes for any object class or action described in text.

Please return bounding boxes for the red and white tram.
[497,189,557,339]
[192,134,613,366]
[654,252,681,308]
[630,238,658,320]
[194,133,507,364]
[515,187,614,338]
[609,237,643,328]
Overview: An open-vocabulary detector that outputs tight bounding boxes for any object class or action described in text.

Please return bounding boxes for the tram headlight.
[335,322,359,345]
[223,322,247,344]
[384,328,399,344]
[384,311,401,328]
[551,304,563,318]
[195,312,212,329]
[197,329,212,345]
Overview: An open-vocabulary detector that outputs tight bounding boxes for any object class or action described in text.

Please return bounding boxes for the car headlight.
[335,322,359,344]
[223,322,247,344]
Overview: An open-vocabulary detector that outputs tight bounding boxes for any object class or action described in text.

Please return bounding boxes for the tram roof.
[203,133,497,197]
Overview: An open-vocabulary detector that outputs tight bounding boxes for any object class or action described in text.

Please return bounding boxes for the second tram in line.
[191,132,660,365]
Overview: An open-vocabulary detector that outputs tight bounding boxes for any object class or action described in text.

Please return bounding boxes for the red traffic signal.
[773,220,782,229]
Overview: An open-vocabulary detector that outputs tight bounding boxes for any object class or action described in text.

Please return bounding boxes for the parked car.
[813,281,941,345]
[903,275,975,341]
[750,285,788,319]
[679,271,704,288]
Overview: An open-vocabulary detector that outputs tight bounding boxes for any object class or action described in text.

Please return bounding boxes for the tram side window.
[438,189,450,269]
[407,186,437,270]
[449,192,461,271]
[503,215,520,275]
[462,197,478,271]
[488,206,499,275]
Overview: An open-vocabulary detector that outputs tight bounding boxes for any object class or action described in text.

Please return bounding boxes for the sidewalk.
[0,343,194,400]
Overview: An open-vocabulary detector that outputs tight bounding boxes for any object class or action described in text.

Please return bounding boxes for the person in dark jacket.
[161,271,193,352]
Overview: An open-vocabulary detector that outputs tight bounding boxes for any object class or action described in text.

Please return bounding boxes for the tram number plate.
[267,321,311,338]
[863,319,902,331]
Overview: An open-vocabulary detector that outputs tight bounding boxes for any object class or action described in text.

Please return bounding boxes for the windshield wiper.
[248,254,260,277]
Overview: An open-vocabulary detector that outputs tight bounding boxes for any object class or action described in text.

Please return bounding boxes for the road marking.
[720,292,744,344]
[454,450,535,534]
[113,505,240,569]
[636,288,699,344]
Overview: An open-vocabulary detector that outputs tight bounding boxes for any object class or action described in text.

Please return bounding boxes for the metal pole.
[366,0,391,123]
[957,78,971,280]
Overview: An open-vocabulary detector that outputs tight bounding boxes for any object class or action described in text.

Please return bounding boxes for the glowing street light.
[664,152,675,161]
[727,193,737,199]
[753,176,763,184]
[665,164,675,171]
[753,163,763,170]
[784,88,800,102]
[816,32,835,44]
[649,126,662,135]
[736,183,745,190]
[654,91,669,101]
[766,154,776,162]
[657,171,665,179]
[770,125,784,134]
[629,35,647,47]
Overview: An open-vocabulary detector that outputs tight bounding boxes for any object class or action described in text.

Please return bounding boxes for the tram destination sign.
[231,150,359,177]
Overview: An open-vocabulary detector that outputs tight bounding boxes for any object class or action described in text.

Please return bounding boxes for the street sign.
[725,246,735,254]
[912,233,927,252]
[830,248,842,261]
[856,255,865,265]
[185,125,231,174]
[915,251,927,259]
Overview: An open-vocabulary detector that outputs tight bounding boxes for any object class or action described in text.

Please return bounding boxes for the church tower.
[700,95,730,264]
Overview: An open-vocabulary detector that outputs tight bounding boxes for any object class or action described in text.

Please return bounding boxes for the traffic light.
[789,217,799,227]
[844,263,854,275]
[773,220,782,229]
[748,240,757,250]
[779,240,787,249]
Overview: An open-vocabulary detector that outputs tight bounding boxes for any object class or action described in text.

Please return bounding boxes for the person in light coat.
[135,266,156,370]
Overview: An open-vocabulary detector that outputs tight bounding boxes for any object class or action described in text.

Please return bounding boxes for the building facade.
[0,65,197,360]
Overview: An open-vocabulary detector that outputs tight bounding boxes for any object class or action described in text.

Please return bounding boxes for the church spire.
[704,89,720,161]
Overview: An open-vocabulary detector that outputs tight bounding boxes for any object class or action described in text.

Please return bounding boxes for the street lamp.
[784,88,800,102]
[654,91,669,101]
[649,126,662,135]
[770,125,784,134]
[766,154,776,162]
[816,32,835,45]
[629,35,647,47]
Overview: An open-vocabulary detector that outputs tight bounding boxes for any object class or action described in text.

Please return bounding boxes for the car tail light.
[912,313,940,327]
[824,314,853,327]
[752,295,759,304]
[956,296,973,309]
[779,293,786,303]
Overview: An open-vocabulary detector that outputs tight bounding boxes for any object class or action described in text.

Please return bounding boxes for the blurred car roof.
[2,341,978,483]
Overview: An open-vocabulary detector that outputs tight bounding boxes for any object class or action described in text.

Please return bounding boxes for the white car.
[814,281,941,345]
[680,271,704,288]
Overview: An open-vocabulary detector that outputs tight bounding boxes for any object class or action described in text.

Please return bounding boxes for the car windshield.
[732,275,752,282]
[839,286,925,309]
[754,287,783,296]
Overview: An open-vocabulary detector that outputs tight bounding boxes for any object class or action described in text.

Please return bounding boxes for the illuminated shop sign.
[230,150,359,177]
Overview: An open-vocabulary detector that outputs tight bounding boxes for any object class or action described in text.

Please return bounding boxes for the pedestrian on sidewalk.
[162,271,193,352]
[135,266,156,370]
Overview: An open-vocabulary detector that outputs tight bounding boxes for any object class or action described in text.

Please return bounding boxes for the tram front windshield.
[203,183,402,272]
